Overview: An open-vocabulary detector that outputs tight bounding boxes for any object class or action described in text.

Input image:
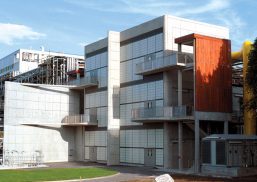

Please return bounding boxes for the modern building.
[2,15,251,175]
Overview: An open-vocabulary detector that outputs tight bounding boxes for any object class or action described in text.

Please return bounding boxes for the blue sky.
[0,0,256,58]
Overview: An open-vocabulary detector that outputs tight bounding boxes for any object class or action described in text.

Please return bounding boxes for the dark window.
[216,141,226,165]
[202,141,211,163]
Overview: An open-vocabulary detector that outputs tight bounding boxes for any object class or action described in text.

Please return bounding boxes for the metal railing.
[67,76,98,86]
[131,105,193,120]
[62,114,97,125]
[2,150,43,167]
[136,52,193,74]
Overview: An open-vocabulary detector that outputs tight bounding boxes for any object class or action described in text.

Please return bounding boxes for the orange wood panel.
[195,37,232,112]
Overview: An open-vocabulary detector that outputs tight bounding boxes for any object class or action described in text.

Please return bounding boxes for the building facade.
[3,15,233,172]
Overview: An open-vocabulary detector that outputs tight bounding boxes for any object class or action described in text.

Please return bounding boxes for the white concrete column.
[194,118,200,173]
[178,69,182,106]
[107,31,120,166]
[224,120,228,134]
[178,121,183,170]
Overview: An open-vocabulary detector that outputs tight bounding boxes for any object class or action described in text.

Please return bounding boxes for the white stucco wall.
[3,81,80,162]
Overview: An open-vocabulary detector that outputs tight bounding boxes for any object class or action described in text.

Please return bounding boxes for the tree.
[246,38,257,111]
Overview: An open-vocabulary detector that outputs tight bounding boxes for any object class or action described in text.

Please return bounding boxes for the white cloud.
[0,23,45,45]
[65,0,229,17]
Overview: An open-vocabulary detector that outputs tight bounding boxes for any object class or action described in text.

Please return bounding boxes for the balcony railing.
[131,105,193,121]
[136,52,193,75]
[67,76,98,88]
[62,114,97,126]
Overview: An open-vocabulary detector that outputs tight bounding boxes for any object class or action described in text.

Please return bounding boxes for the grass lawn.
[0,167,117,182]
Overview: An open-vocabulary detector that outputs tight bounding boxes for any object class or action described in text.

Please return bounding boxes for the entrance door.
[89,146,97,162]
[144,148,156,167]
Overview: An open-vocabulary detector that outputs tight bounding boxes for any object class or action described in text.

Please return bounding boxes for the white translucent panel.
[103,52,108,66]
[85,57,91,71]
[101,131,107,146]
[94,131,100,146]
[132,130,140,147]
[97,147,106,161]
[147,82,155,100]
[85,147,89,159]
[95,54,101,69]
[85,109,90,117]
[156,149,164,166]
[147,36,156,54]
[100,91,107,106]
[85,132,90,146]
[140,38,148,56]
[97,107,105,127]
[127,61,133,82]
[120,62,125,83]
[127,44,133,60]
[133,129,147,148]
[95,131,106,146]
[95,92,100,107]
[96,108,102,127]
[132,148,140,164]
[155,129,164,148]
[89,131,95,146]
[156,100,163,107]
[155,33,163,51]
[155,80,163,99]
[120,46,126,61]
[132,85,139,102]
[147,129,156,148]
[126,86,133,103]
[139,148,144,164]
[120,130,126,147]
[120,87,126,104]
[101,107,108,127]
[132,41,140,58]
[139,130,147,148]
[120,148,126,162]
[156,51,163,59]
[91,55,96,70]
[139,83,147,102]
[125,104,132,125]
[125,148,133,163]
[132,58,143,81]
[122,45,128,61]
[120,105,126,126]
[125,130,133,147]
[123,61,128,82]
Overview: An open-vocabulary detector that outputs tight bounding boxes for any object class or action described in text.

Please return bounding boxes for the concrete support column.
[178,43,182,52]
[224,120,228,134]
[194,118,200,173]
[178,121,183,170]
[178,69,182,106]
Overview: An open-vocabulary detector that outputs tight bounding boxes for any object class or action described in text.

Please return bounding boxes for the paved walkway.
[46,162,163,182]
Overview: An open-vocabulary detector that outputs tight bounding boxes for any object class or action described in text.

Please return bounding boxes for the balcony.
[131,105,194,122]
[136,53,193,75]
[62,114,97,126]
[67,76,98,90]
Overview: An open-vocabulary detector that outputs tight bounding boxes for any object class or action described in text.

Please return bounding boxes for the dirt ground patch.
[122,174,257,182]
